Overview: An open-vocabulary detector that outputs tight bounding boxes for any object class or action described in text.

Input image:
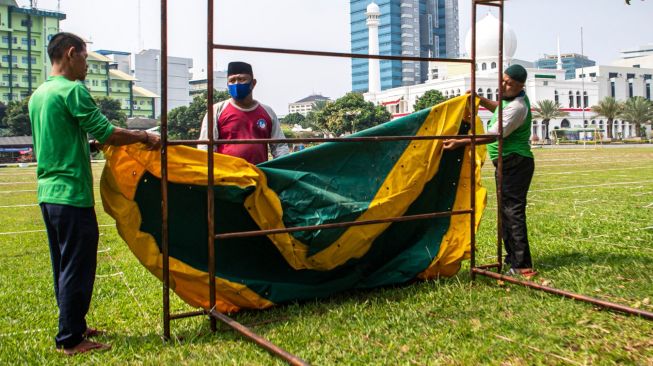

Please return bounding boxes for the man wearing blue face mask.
[198,61,289,164]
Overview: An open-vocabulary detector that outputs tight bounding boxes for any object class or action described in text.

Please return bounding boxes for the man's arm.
[486,98,528,137]
[477,93,498,112]
[261,104,289,158]
[197,102,224,151]
[68,84,159,149]
[104,128,160,149]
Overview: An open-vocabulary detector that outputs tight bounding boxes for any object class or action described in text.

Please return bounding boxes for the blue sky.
[29,0,653,114]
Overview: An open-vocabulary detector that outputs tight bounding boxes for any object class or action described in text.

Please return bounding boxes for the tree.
[304,100,329,129]
[3,97,31,136]
[167,89,230,140]
[532,100,568,142]
[94,96,127,128]
[591,96,622,139]
[281,112,305,126]
[312,92,391,135]
[413,90,447,111]
[619,96,653,138]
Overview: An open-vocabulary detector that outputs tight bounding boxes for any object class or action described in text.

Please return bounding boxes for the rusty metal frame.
[156,0,652,364]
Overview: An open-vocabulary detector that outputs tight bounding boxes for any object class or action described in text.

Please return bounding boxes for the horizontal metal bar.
[168,134,499,146]
[169,310,206,320]
[214,43,472,64]
[209,309,310,366]
[475,1,502,7]
[473,268,653,320]
[475,263,501,270]
[216,210,473,240]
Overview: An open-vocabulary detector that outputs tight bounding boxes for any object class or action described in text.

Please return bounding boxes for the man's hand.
[443,138,469,151]
[143,131,161,150]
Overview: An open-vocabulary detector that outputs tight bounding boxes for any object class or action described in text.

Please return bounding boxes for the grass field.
[1,146,652,365]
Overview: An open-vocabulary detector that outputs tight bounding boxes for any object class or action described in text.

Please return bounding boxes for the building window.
[486,88,493,100]
[569,91,574,108]
[628,81,633,98]
[554,90,559,104]
[576,91,581,108]
[481,63,487,71]
[1,36,8,43]
[491,62,497,69]
[477,88,484,98]
[495,88,499,101]
[583,91,588,108]
[610,81,615,97]
[646,82,651,100]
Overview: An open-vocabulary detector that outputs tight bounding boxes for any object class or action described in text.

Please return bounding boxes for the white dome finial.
[366,2,380,16]
[464,12,517,62]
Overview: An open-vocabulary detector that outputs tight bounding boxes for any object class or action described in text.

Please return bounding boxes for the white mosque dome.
[464,12,517,60]
[366,2,380,15]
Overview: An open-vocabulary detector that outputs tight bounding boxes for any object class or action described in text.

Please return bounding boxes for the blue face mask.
[228,82,252,100]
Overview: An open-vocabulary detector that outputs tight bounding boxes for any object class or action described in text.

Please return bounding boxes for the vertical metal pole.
[160,0,171,341]
[206,0,217,332]
[469,0,477,280]
[496,0,505,273]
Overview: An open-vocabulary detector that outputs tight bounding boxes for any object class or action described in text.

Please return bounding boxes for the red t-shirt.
[217,102,273,165]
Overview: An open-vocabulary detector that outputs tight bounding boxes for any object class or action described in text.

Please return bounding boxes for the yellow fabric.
[418,116,487,278]
[100,95,486,310]
[246,95,471,270]
[101,146,274,312]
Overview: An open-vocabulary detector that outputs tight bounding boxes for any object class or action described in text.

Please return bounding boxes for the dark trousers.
[40,203,99,349]
[493,154,535,269]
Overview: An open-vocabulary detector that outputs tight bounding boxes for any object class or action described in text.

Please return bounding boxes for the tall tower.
[556,36,563,70]
[350,0,459,93]
[366,2,381,93]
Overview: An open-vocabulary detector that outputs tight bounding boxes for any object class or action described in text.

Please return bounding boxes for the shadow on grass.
[536,250,650,271]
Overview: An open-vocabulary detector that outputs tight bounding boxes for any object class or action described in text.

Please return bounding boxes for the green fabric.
[134,117,468,305]
[487,95,533,161]
[259,108,429,256]
[29,75,115,207]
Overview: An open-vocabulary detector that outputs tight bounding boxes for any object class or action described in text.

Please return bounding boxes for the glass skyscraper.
[534,53,596,80]
[350,0,459,92]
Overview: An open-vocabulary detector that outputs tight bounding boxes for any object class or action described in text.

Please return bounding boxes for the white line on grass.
[530,181,651,192]
[0,224,114,235]
[0,189,36,193]
[0,328,51,338]
[0,203,38,208]
[0,199,102,209]
[0,182,35,185]
[100,241,152,321]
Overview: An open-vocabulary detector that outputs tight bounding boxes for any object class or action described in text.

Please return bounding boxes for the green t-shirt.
[486,93,533,161]
[29,75,115,207]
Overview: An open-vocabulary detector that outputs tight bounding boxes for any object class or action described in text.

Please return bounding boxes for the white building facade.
[365,13,653,140]
[134,49,193,117]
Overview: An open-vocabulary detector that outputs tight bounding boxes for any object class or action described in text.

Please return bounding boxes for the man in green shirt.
[29,32,160,355]
[443,64,536,278]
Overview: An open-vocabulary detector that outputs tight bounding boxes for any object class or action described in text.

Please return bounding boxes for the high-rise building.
[0,0,65,104]
[134,49,193,116]
[535,53,596,80]
[84,51,158,119]
[350,0,459,92]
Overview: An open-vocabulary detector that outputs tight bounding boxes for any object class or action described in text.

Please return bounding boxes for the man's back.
[29,76,114,207]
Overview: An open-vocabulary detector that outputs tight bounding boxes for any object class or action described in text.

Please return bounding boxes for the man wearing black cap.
[198,61,288,164]
[444,64,536,278]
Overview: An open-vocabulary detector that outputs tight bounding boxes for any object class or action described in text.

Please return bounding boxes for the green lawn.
[1,147,652,365]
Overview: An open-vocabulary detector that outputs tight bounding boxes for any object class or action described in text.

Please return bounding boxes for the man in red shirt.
[198,62,288,164]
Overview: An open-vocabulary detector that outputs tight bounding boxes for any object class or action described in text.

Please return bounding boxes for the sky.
[25,0,653,115]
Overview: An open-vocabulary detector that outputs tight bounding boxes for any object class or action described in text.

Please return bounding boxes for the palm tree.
[591,97,622,139]
[532,100,568,142]
[620,97,653,138]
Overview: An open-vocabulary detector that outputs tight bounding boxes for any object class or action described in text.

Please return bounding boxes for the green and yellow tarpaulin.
[100,95,487,313]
